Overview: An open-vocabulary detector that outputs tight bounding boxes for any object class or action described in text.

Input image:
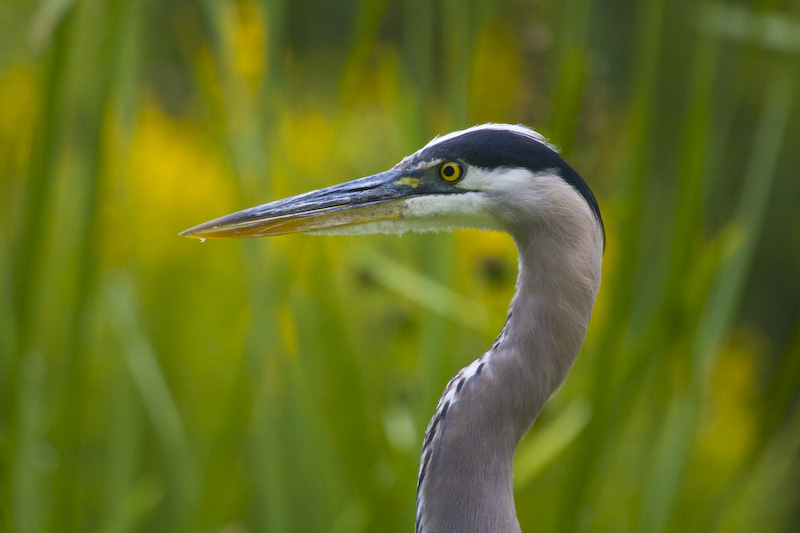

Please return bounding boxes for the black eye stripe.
[413,129,603,243]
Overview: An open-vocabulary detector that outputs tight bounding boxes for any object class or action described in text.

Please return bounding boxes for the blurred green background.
[2,0,800,531]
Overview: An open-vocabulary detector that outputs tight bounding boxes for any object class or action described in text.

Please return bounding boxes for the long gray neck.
[415,221,603,533]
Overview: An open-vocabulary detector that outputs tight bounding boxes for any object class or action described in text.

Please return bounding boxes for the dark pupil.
[443,165,455,177]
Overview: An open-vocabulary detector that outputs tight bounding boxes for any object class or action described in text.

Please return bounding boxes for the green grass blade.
[351,245,490,335]
[103,273,201,529]
[641,59,798,533]
[10,351,49,533]
[514,400,592,488]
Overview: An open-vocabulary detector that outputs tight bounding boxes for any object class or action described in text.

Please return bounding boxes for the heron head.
[180,124,604,244]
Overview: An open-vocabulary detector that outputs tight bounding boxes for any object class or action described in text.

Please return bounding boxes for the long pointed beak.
[180,169,437,239]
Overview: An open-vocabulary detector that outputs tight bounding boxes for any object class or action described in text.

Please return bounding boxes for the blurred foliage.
[2,0,800,532]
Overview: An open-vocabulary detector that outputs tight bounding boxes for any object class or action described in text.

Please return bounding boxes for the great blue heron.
[182,124,605,532]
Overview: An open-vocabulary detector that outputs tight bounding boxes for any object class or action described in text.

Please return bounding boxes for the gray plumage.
[415,171,603,532]
[181,124,605,533]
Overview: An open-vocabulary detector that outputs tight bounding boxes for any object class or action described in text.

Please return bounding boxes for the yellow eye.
[439,161,463,182]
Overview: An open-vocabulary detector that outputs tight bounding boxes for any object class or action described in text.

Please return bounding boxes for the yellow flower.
[123,105,236,264]
[222,0,266,91]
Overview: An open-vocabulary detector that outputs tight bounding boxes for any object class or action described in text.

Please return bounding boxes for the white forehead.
[420,123,558,153]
